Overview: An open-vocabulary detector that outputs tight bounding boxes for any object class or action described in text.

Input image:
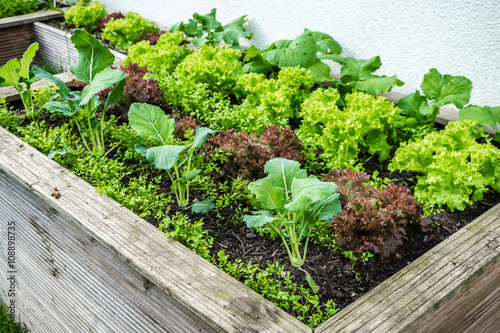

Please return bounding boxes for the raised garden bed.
[0,117,499,333]
[1,7,499,332]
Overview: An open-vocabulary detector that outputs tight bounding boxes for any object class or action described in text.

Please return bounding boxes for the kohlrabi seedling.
[0,43,40,118]
[244,158,342,292]
[33,29,126,157]
[128,102,215,212]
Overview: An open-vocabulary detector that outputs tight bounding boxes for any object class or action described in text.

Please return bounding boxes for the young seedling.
[0,43,41,118]
[33,29,126,157]
[244,158,342,292]
[128,102,215,212]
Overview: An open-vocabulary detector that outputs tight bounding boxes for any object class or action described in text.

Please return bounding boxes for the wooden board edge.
[0,10,64,29]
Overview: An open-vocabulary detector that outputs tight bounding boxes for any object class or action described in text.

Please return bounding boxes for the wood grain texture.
[0,24,32,67]
[411,261,500,333]
[0,126,311,333]
[315,202,500,333]
[0,10,64,29]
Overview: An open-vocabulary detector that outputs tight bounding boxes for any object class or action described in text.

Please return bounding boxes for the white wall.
[96,0,500,107]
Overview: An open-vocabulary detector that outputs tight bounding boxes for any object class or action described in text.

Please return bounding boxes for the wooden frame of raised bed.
[0,19,499,333]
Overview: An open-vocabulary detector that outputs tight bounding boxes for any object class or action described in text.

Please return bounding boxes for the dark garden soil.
[10,101,500,317]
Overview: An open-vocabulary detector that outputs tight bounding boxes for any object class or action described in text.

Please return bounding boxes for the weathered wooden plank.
[0,24,32,67]
[0,126,311,332]
[315,203,500,333]
[411,261,500,333]
[0,10,64,29]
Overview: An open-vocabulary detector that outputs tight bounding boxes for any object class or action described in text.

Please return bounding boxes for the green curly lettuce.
[230,66,315,133]
[174,44,243,93]
[102,12,159,50]
[297,88,405,169]
[155,73,234,130]
[64,1,107,31]
[389,120,500,211]
[124,31,191,74]
[0,0,38,18]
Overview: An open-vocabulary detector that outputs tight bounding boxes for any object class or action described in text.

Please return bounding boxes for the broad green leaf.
[437,75,472,108]
[398,91,432,119]
[312,193,341,221]
[19,43,38,80]
[420,68,442,100]
[213,15,253,46]
[45,101,78,116]
[178,169,202,181]
[243,214,278,228]
[0,59,20,88]
[248,177,287,211]
[193,8,222,33]
[191,197,215,214]
[145,145,186,170]
[191,127,215,149]
[305,29,342,54]
[80,67,125,105]
[128,103,175,144]
[306,59,332,82]
[264,158,307,194]
[355,75,399,95]
[191,37,215,48]
[458,105,500,133]
[243,45,262,62]
[168,21,182,33]
[103,75,127,111]
[70,29,115,82]
[134,144,147,157]
[341,56,382,83]
[421,68,472,108]
[285,175,338,212]
[32,66,70,99]
[262,33,317,68]
[318,54,344,64]
[243,58,273,74]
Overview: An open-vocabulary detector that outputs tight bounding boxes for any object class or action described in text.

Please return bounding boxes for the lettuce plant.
[64,1,108,31]
[297,88,405,169]
[244,158,342,292]
[0,43,40,118]
[128,103,214,211]
[398,68,472,128]
[120,63,165,105]
[96,12,124,31]
[102,12,160,50]
[124,31,191,74]
[33,29,126,157]
[324,169,428,259]
[170,8,253,48]
[389,120,500,211]
[232,67,315,133]
[202,125,305,180]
